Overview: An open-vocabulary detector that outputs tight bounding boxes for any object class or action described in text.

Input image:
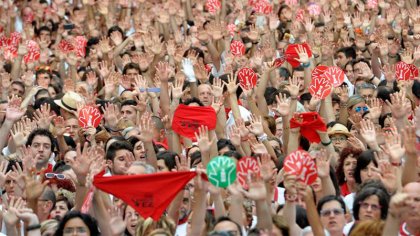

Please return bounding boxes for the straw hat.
[54,92,84,112]
[327,123,351,137]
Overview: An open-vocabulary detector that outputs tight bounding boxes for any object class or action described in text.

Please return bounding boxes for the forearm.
[5,224,18,236]
[93,191,113,236]
[207,41,221,72]
[190,190,207,236]
[320,95,335,123]
[228,94,241,121]
[262,140,276,159]
[160,82,171,117]
[371,51,383,79]
[283,200,302,235]
[228,195,244,228]
[381,214,401,236]
[10,55,24,81]
[211,193,226,219]
[320,176,336,198]
[190,82,198,98]
[215,107,227,139]
[256,72,270,115]
[0,120,14,150]
[287,131,299,155]
[167,191,183,224]
[255,200,273,230]
[144,141,157,169]
[401,153,418,186]
[304,191,325,236]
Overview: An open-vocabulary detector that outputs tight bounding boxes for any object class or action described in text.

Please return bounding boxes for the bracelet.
[321,140,332,146]
[252,41,259,45]
[388,53,397,58]
[26,224,41,231]
[301,62,311,68]
[290,96,298,100]
[391,162,402,167]
[257,133,268,142]
[369,75,376,82]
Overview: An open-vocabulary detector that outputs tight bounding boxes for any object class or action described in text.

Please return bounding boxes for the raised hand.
[155,61,171,82]
[249,137,268,154]
[385,91,411,120]
[240,173,267,201]
[10,121,27,147]
[259,153,276,182]
[5,96,26,122]
[171,76,185,100]
[274,93,291,117]
[1,72,12,89]
[286,76,302,98]
[109,206,126,236]
[137,115,154,143]
[3,197,25,226]
[229,125,241,147]
[387,193,413,219]
[33,103,55,129]
[212,77,225,98]
[366,98,382,120]
[0,161,10,188]
[248,114,264,136]
[24,168,49,200]
[195,125,215,154]
[102,103,121,129]
[295,44,310,64]
[382,128,405,164]
[16,207,39,225]
[315,149,330,178]
[379,162,398,193]
[175,154,191,172]
[359,119,377,145]
[223,72,239,95]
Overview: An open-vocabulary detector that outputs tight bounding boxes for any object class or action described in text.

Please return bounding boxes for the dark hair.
[354,58,371,69]
[354,150,377,184]
[107,25,124,38]
[106,141,133,161]
[352,186,390,221]
[336,148,363,185]
[121,99,137,108]
[264,87,279,105]
[35,89,50,100]
[11,80,25,91]
[183,47,205,61]
[223,150,242,160]
[217,139,235,153]
[378,113,392,128]
[54,211,100,236]
[317,195,347,214]
[295,205,309,228]
[37,25,52,36]
[337,47,356,60]
[55,195,74,213]
[213,216,243,236]
[122,63,140,75]
[413,80,420,99]
[183,97,204,106]
[156,151,177,170]
[26,129,55,152]
[300,92,312,102]
[36,69,52,79]
[279,67,291,79]
[34,97,61,116]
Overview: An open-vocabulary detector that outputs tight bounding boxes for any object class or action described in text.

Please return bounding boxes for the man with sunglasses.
[317,195,348,236]
[327,123,351,153]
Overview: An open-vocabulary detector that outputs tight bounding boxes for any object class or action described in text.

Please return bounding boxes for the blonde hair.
[349,220,384,236]
[41,219,58,234]
[135,216,176,236]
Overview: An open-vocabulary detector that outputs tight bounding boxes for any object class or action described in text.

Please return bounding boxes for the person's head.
[41,219,58,236]
[50,195,73,221]
[277,5,292,22]
[36,68,52,88]
[349,220,384,236]
[151,116,165,142]
[344,60,356,83]
[347,95,367,117]
[336,47,356,69]
[126,161,155,175]
[336,148,362,186]
[54,211,100,236]
[38,186,56,221]
[197,84,213,106]
[212,216,243,236]
[183,97,205,106]
[401,182,420,229]
[354,150,379,184]
[38,25,52,42]
[217,139,235,155]
[353,59,371,81]
[327,123,350,152]
[121,100,138,124]
[136,216,176,236]
[353,186,389,221]
[123,63,140,80]
[26,129,55,169]
[156,151,177,172]
[124,205,139,235]
[9,80,25,97]
[317,195,347,235]
[357,83,376,101]
[106,141,134,175]
[179,189,192,221]
[127,137,146,161]
[270,215,290,236]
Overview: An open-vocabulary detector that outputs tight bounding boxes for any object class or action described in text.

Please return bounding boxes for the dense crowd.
[0,0,419,235]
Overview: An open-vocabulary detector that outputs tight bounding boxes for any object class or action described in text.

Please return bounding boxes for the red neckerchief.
[38,163,53,175]
[340,183,351,196]
[400,223,420,236]
[178,213,190,225]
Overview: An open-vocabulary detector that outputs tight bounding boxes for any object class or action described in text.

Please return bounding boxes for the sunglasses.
[45,173,66,180]
[320,208,345,217]
[354,106,368,113]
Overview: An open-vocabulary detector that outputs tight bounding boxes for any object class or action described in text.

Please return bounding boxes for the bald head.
[198,84,213,106]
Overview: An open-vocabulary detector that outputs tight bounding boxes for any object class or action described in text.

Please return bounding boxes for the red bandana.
[289,112,326,143]
[93,171,199,220]
[172,104,217,141]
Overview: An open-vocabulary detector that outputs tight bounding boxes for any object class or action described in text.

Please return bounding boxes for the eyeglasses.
[208,231,238,236]
[45,173,66,180]
[359,202,381,211]
[331,136,347,142]
[354,106,368,113]
[320,208,345,217]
